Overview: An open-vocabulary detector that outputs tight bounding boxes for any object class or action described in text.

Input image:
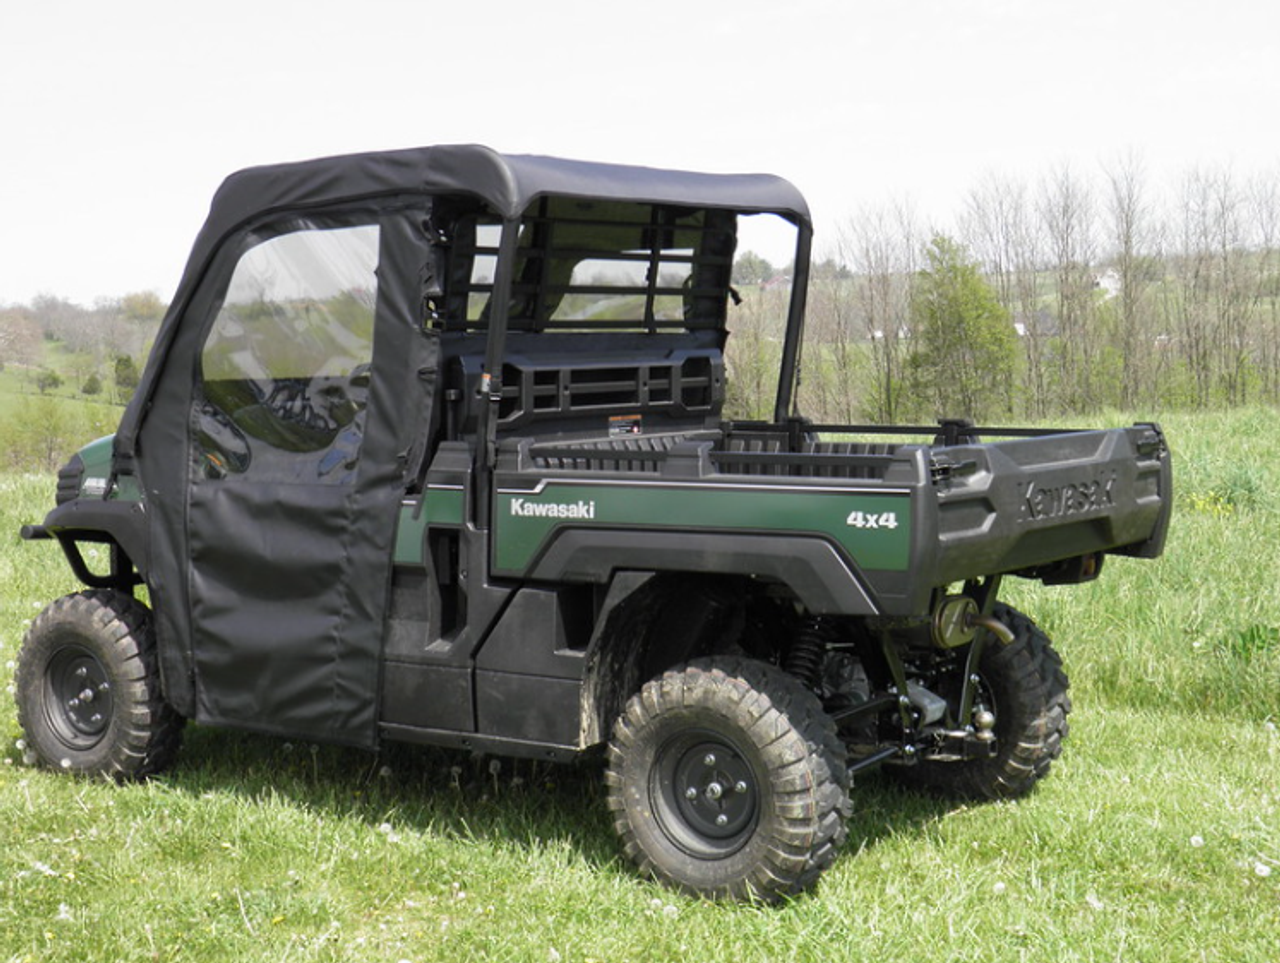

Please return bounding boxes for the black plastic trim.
[528,529,879,616]
[40,499,149,583]
[379,722,581,761]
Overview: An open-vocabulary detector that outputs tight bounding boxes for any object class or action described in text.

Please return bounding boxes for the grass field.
[1,409,1277,962]
[0,361,124,474]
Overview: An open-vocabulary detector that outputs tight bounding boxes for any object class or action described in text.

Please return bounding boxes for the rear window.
[441,199,738,333]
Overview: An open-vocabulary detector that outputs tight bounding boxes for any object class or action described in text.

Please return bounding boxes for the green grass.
[2,409,1279,961]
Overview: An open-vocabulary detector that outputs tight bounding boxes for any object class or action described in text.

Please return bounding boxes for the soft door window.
[198,224,380,482]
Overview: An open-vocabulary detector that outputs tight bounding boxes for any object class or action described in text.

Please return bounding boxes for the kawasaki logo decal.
[510,498,597,520]
[1019,473,1116,523]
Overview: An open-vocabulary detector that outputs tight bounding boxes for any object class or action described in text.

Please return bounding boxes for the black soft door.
[182,219,409,746]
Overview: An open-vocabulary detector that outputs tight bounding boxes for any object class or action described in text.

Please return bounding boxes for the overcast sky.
[2,0,1277,306]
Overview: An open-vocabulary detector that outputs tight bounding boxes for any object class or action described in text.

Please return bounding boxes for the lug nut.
[734,781,748,794]
[685,787,698,800]
[715,815,728,827]
[703,753,717,767]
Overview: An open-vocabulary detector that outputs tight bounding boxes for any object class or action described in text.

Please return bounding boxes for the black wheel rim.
[651,729,760,859]
[43,643,114,751]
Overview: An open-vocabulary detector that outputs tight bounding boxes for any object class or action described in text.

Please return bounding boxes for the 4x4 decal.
[846,510,899,530]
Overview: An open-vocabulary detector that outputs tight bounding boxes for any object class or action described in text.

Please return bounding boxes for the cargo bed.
[491,421,1171,615]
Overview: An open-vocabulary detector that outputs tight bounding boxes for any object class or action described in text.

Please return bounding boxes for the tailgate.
[928,424,1171,585]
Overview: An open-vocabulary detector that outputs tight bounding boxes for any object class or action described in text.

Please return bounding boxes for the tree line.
[0,291,160,402]
[734,157,1280,426]
[0,293,161,471]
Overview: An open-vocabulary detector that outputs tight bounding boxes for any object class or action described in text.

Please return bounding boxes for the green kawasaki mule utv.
[16,145,1171,900]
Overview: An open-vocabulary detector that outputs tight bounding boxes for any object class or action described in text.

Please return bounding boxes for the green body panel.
[78,435,114,478]
[393,486,466,565]
[76,434,141,501]
[493,480,912,574]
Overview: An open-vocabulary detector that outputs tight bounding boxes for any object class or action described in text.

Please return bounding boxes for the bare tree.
[1250,170,1280,400]
[1168,169,1215,405]
[724,284,787,421]
[1167,167,1258,406]
[0,308,43,369]
[1102,153,1160,409]
[961,173,1047,416]
[961,172,1022,309]
[835,201,918,423]
[1037,165,1100,412]
[801,256,863,424]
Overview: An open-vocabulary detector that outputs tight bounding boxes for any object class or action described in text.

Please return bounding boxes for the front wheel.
[892,603,1070,800]
[14,590,183,779]
[605,657,849,901]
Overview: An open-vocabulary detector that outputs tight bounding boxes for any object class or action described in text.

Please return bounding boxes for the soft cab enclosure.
[99,146,816,748]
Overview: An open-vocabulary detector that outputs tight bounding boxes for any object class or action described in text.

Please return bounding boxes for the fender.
[25,498,150,587]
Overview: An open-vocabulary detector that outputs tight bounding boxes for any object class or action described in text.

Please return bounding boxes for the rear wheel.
[605,657,849,901]
[15,590,183,779]
[892,603,1070,800]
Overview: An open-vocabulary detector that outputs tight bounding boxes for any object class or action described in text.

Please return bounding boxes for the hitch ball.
[974,708,997,742]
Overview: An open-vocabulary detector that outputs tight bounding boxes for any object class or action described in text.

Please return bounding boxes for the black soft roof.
[205,144,811,236]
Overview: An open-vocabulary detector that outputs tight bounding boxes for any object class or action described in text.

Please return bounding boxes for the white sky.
[2,0,1277,306]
